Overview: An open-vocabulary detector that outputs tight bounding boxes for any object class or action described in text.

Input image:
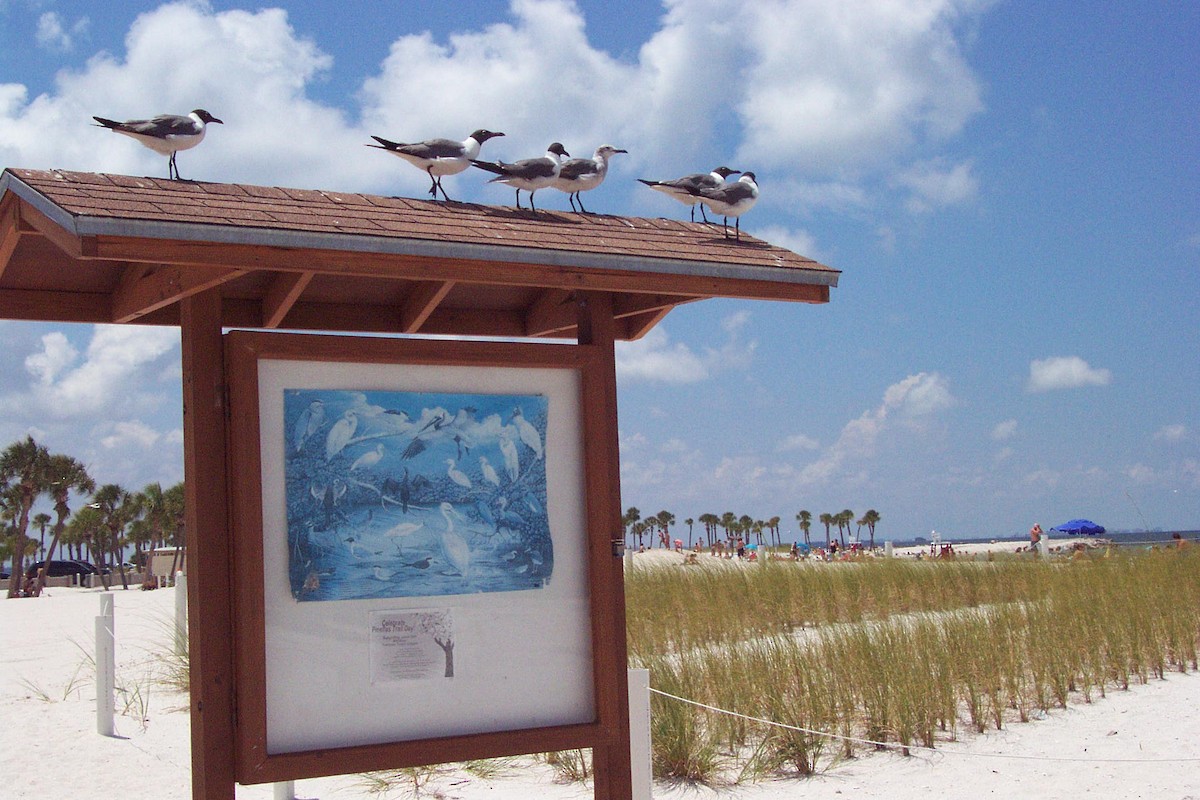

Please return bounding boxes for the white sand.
[3,583,1198,799]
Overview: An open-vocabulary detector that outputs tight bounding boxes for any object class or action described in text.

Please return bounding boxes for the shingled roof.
[0,168,837,340]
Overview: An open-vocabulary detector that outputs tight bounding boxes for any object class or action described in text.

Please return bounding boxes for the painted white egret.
[446,458,472,488]
[479,455,501,486]
[499,432,519,482]
[325,410,358,461]
[350,442,385,472]
[438,502,472,578]
[293,399,325,454]
[511,407,543,460]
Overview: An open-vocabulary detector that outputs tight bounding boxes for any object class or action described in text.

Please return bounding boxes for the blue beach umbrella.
[1051,519,1106,536]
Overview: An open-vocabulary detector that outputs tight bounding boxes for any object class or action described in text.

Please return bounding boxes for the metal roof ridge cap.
[0,171,81,237]
[72,214,841,287]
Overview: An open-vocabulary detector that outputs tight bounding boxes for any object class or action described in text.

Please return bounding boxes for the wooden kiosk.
[0,168,838,799]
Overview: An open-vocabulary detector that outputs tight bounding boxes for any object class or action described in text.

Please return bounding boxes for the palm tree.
[622,507,641,547]
[657,510,675,548]
[31,453,94,594]
[796,510,812,546]
[0,436,52,598]
[136,482,167,581]
[32,513,51,560]
[768,516,781,547]
[863,509,881,551]
[91,484,137,590]
[838,509,854,548]
[162,482,186,577]
[720,512,736,543]
[684,517,695,549]
[819,512,833,548]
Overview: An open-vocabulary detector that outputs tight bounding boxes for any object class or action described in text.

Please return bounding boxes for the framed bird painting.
[224,330,610,783]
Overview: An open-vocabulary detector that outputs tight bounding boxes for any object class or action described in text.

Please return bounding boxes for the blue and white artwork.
[283,388,552,601]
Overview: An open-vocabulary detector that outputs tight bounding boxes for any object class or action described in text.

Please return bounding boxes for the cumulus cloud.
[1154,424,1187,443]
[23,325,178,417]
[2,0,990,202]
[36,12,90,53]
[615,314,757,383]
[797,372,955,484]
[777,433,820,452]
[895,158,978,212]
[1027,356,1112,393]
[991,419,1018,440]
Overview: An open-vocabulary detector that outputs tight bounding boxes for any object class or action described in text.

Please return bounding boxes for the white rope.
[649,687,1200,764]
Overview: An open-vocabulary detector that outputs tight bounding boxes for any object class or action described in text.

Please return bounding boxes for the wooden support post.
[180,290,236,800]
[576,291,633,800]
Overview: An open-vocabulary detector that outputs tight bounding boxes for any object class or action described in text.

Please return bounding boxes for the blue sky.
[0,0,1196,541]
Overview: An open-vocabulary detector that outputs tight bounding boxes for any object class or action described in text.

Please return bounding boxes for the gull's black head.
[713,166,740,178]
[548,142,570,158]
[471,129,505,143]
[741,171,757,182]
[193,109,223,124]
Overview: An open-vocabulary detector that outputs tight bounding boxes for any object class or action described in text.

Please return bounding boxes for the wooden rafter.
[0,199,19,280]
[261,271,313,328]
[399,280,455,334]
[112,262,246,323]
[524,289,576,337]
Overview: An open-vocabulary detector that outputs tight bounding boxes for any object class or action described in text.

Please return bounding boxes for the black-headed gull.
[92,109,223,180]
[638,166,740,223]
[368,128,504,201]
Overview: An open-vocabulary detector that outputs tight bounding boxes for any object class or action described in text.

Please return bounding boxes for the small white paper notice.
[369,609,455,683]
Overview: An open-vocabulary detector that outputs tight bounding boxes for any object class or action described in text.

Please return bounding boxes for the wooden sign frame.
[224,330,626,785]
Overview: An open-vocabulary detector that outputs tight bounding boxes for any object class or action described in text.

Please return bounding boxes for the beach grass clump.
[627,546,1200,783]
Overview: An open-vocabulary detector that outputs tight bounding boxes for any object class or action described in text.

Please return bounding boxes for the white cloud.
[733,0,985,173]
[0,0,993,217]
[616,326,708,383]
[616,317,757,383]
[100,420,162,449]
[36,13,89,53]
[1154,424,1187,443]
[1027,356,1112,393]
[1124,463,1155,484]
[777,433,820,452]
[991,419,1017,440]
[25,325,178,417]
[895,158,978,212]
[797,372,954,483]
[753,225,823,261]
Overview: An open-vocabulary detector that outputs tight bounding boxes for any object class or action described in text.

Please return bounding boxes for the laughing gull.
[92,109,223,180]
[638,166,740,223]
[690,172,760,241]
[368,129,504,201]
[552,144,627,213]
[471,142,570,213]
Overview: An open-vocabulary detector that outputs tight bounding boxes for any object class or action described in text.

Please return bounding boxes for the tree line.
[0,435,185,598]
[623,507,882,551]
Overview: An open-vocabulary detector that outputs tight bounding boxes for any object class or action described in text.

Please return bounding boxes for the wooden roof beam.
[399,280,455,334]
[0,198,19,280]
[524,289,576,337]
[111,262,246,323]
[262,271,313,328]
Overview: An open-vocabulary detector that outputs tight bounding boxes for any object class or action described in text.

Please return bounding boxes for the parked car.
[24,560,98,579]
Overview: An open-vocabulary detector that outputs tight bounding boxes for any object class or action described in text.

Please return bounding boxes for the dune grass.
[627,547,1200,783]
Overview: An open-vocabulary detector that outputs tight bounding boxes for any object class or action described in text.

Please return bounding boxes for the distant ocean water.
[890,530,1200,548]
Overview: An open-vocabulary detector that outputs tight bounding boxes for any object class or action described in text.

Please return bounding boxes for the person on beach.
[1030,523,1043,550]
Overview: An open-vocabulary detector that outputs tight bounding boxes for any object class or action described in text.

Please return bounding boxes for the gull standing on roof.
[472,142,570,213]
[552,144,627,213]
[638,166,739,223]
[691,172,760,241]
[368,129,504,201]
[92,109,223,181]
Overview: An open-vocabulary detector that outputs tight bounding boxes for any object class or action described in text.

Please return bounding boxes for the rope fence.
[649,687,1200,764]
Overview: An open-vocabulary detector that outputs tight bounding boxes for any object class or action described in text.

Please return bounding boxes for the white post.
[174,572,188,656]
[628,668,652,800]
[96,592,115,736]
[273,781,295,800]
[1038,537,1050,559]
[885,541,894,558]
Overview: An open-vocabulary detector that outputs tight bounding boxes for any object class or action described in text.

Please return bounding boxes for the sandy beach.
[3,575,1198,799]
